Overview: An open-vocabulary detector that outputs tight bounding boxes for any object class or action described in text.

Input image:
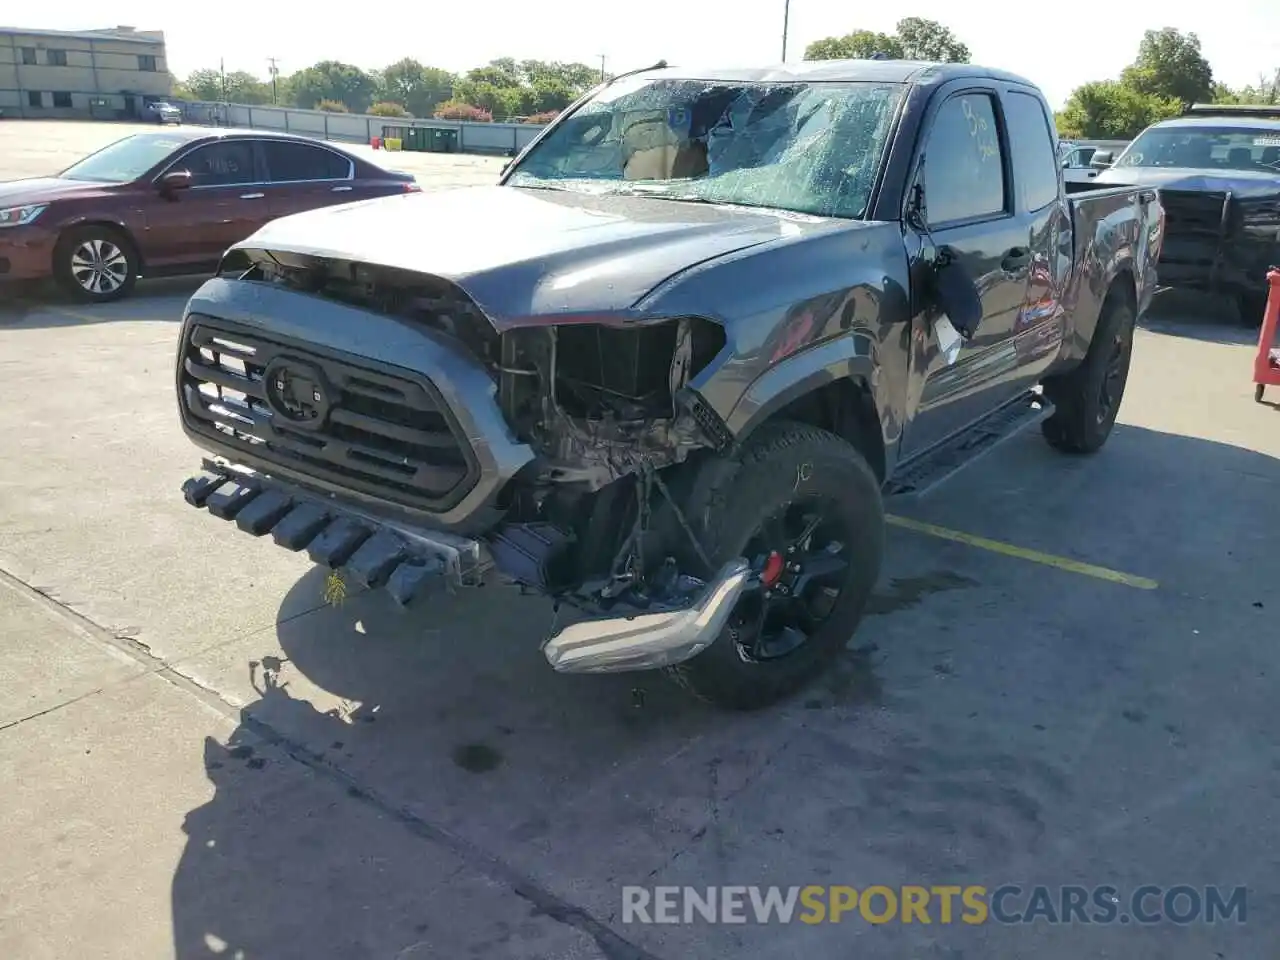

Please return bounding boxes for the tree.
[1119,28,1213,107]
[1055,80,1181,139]
[895,17,970,63]
[183,68,224,101]
[433,100,492,122]
[805,31,903,61]
[805,18,969,63]
[369,101,412,118]
[287,61,377,112]
[223,71,271,105]
[315,99,349,113]
[1214,70,1280,105]
[378,59,456,117]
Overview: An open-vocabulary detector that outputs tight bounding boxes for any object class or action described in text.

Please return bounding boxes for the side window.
[1003,91,1060,211]
[177,142,257,187]
[922,93,1006,226]
[263,142,350,182]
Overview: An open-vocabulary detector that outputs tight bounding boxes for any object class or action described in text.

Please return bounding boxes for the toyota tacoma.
[176,60,1164,709]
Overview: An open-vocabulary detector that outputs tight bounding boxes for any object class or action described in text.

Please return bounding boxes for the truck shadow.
[168,423,1280,958]
[1141,288,1264,346]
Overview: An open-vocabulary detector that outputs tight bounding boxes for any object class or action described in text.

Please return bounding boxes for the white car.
[144,101,183,125]
[1061,143,1101,184]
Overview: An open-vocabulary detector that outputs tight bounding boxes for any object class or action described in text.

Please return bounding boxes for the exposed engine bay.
[223,249,738,616]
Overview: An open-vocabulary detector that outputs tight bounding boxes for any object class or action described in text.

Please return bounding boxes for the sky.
[8,2,1280,109]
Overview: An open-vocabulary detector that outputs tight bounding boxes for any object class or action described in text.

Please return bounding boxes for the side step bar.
[885,391,1054,498]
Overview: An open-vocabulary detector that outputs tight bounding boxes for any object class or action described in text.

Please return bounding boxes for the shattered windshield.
[1115,125,1280,171]
[507,77,905,219]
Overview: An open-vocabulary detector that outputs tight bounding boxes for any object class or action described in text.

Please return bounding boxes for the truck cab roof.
[635,59,1038,91]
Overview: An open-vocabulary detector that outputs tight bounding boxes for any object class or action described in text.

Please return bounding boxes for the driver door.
[899,89,1030,460]
[142,139,270,270]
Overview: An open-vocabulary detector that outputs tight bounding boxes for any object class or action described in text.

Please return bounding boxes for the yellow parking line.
[885,514,1159,590]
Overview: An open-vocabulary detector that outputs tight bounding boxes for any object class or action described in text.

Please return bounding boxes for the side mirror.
[932,255,982,340]
[158,169,193,194]
[1061,157,1071,169]
[1089,150,1114,169]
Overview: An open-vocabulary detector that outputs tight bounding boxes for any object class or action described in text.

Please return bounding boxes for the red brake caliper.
[761,550,784,588]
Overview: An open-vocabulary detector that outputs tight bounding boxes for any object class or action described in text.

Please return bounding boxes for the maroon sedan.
[0,129,419,302]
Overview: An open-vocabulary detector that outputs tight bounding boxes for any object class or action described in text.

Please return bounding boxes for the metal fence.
[179,100,547,155]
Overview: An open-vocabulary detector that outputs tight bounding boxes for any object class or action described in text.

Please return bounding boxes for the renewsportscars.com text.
[621,884,1247,926]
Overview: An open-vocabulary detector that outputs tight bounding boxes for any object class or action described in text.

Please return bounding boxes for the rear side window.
[923,93,1006,226]
[1003,91,1060,211]
[263,141,351,182]
[180,142,257,186]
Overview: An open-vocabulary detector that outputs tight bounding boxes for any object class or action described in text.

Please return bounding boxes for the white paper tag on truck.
[936,314,964,365]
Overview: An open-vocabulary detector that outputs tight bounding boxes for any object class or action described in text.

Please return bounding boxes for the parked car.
[0,129,418,302]
[145,100,183,125]
[1093,103,1280,323]
[177,60,1163,709]
[1061,142,1101,185]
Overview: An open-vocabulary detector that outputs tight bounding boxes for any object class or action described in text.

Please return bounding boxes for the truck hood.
[0,177,116,205]
[232,184,844,324]
[1094,166,1280,199]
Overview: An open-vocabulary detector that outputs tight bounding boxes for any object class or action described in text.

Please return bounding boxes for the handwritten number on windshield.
[961,98,999,163]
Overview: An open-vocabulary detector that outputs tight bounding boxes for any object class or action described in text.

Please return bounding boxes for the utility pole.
[599,55,607,83]
[267,56,280,104]
[781,0,791,61]
[219,57,227,101]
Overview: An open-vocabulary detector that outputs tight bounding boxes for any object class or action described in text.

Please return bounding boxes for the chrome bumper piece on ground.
[540,559,751,674]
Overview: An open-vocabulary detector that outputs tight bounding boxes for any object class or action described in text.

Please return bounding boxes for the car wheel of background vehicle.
[1040,290,1136,454]
[53,226,138,303]
[664,420,884,710]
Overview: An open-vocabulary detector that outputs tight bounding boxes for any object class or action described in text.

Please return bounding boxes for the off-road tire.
[1040,291,1136,454]
[664,420,884,710]
[53,225,138,303]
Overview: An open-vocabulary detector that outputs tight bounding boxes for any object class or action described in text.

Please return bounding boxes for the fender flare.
[724,333,879,441]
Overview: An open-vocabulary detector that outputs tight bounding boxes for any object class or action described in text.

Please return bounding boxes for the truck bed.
[1061,181,1163,354]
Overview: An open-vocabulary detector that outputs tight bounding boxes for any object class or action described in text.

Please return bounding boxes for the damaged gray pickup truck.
[177,59,1164,709]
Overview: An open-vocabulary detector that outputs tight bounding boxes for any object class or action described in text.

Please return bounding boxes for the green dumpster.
[428,128,459,153]
[403,127,428,152]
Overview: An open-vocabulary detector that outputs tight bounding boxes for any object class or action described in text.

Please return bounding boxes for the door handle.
[331,185,352,192]
[240,192,265,199]
[1001,247,1031,271]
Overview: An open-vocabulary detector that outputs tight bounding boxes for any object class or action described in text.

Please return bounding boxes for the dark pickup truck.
[1093,102,1280,323]
[176,59,1164,709]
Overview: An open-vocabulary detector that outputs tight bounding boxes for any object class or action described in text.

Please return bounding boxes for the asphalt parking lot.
[2,120,1278,959]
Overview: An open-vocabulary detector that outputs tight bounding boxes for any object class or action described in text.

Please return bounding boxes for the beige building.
[0,25,171,120]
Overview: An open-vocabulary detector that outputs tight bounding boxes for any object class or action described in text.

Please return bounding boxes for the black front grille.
[179,317,477,511]
[1160,190,1231,245]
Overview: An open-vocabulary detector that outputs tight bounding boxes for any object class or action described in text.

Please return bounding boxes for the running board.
[885,392,1053,499]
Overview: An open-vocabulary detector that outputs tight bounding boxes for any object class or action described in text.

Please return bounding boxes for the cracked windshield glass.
[508,77,905,218]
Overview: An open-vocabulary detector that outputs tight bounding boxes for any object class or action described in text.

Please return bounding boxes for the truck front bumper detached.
[181,460,751,674]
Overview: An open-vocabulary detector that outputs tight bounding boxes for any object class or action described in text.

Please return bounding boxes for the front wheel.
[665,421,884,710]
[1040,291,1136,454]
[53,226,138,303]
